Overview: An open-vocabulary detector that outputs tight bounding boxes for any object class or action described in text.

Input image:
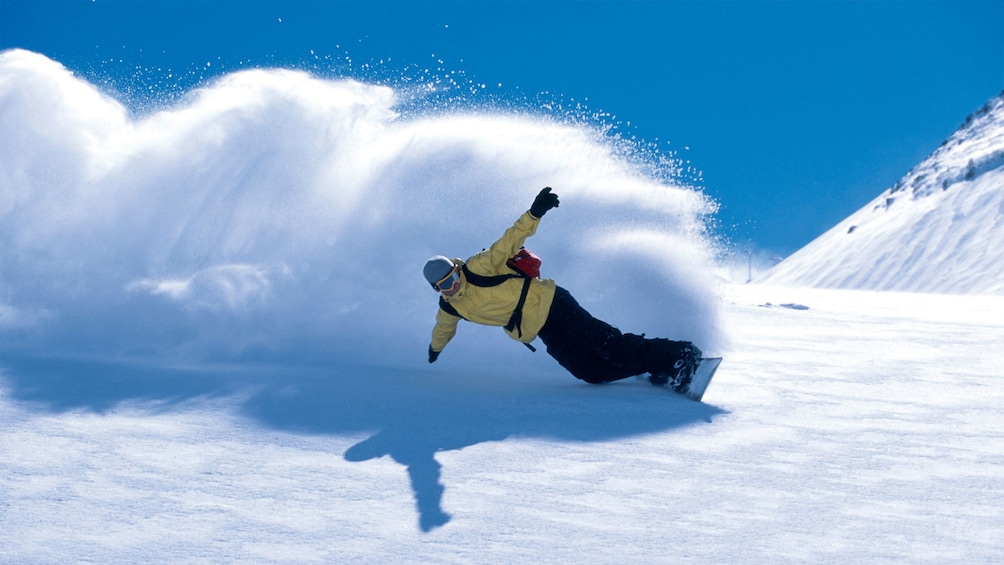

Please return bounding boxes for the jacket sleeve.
[430,307,462,352]
[465,211,540,275]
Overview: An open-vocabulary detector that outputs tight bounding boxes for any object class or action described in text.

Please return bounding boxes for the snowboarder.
[424,187,709,394]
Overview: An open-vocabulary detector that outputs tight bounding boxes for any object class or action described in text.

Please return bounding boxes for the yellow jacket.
[431,211,557,352]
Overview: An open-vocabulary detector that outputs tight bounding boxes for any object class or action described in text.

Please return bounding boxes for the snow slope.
[760,93,1004,294]
[2,50,1002,563]
[2,286,1002,562]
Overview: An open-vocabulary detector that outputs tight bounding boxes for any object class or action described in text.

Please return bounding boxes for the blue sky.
[2,0,1002,256]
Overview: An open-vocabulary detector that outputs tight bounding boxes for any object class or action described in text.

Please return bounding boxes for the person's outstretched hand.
[530,187,559,218]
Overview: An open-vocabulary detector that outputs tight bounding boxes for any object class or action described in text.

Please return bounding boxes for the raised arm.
[466,187,560,275]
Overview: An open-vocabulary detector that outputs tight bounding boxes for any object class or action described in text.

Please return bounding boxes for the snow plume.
[761,92,1004,295]
[0,49,722,366]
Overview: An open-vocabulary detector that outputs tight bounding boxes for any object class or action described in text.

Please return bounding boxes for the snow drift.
[0,49,722,367]
[761,92,1004,294]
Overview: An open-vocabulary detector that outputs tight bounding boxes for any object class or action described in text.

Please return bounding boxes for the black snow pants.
[536,286,693,384]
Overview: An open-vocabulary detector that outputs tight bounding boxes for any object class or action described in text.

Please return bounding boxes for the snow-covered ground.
[2,50,1002,563]
[3,284,1002,563]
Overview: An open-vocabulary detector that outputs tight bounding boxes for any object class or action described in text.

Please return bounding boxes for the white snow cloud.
[0,49,723,364]
[128,263,289,311]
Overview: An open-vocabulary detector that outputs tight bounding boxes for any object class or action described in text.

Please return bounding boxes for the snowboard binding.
[647,342,702,388]
[649,356,723,402]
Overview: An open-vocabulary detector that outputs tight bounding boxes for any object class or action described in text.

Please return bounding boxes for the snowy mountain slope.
[760,93,1004,294]
[3,49,1002,563]
[1,48,1003,564]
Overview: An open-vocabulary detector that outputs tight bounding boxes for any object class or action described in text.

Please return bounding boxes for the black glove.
[428,346,440,364]
[529,187,559,218]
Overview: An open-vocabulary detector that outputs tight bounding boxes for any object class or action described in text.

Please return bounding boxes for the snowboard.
[678,357,722,402]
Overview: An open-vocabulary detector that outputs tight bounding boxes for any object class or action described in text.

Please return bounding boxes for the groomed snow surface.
[2,285,1002,563]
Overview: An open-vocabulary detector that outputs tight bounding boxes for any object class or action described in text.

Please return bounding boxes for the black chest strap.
[438,266,537,352]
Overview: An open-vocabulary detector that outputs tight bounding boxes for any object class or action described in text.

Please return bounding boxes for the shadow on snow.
[0,354,724,532]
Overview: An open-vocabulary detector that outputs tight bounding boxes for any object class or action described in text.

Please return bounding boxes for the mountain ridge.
[760,92,1004,295]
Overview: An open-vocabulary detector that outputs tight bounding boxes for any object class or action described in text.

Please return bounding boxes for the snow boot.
[647,342,702,390]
